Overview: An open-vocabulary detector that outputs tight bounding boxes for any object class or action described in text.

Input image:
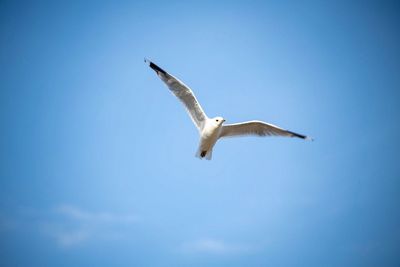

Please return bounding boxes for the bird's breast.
[201,126,220,139]
[200,126,222,150]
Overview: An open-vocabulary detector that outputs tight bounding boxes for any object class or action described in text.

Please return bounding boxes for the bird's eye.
[216,119,219,122]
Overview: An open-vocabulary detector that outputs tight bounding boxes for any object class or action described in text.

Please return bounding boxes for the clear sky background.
[1,1,399,266]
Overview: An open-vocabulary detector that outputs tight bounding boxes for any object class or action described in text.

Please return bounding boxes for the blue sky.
[1,1,399,266]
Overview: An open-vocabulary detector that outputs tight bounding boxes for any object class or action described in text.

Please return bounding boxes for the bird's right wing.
[145,59,208,130]
[219,120,312,140]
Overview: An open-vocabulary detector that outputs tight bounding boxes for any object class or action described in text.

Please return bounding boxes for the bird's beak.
[222,119,226,122]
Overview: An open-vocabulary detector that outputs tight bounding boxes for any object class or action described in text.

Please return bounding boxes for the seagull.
[145,59,312,160]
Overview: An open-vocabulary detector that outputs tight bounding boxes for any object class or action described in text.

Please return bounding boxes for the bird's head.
[212,116,226,126]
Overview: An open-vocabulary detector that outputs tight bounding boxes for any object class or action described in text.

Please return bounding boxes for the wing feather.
[219,120,311,140]
[145,59,207,130]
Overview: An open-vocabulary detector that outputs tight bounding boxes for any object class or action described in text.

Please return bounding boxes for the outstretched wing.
[145,59,208,130]
[219,120,312,140]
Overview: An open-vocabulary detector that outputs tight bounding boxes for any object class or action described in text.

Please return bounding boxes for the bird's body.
[145,59,312,160]
[196,117,225,160]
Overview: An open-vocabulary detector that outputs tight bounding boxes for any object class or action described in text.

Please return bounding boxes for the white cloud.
[47,227,90,247]
[56,204,137,224]
[181,238,252,254]
[40,204,138,248]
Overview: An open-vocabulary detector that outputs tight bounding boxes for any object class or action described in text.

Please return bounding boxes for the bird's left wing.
[145,59,208,130]
[219,120,312,140]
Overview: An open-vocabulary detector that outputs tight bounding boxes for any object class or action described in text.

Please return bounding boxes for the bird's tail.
[195,149,213,160]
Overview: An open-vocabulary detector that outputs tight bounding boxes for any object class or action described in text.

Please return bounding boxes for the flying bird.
[145,59,312,160]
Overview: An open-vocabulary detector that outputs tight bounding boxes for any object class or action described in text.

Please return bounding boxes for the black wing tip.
[287,130,313,141]
[144,58,167,75]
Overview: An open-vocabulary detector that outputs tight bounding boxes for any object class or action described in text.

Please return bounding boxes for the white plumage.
[145,59,312,160]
